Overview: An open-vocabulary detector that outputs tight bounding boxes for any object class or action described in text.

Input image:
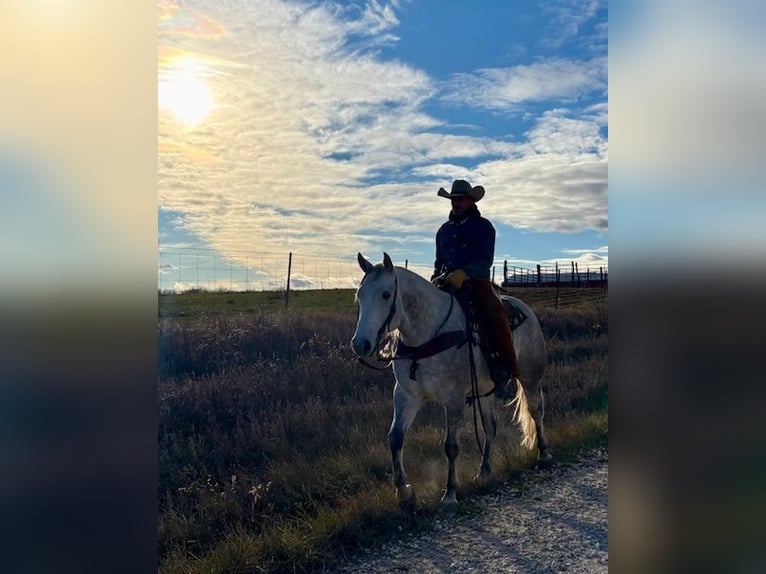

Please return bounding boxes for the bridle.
[373,272,399,354]
[355,271,399,369]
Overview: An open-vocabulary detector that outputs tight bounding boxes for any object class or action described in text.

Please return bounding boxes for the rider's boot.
[469,279,520,399]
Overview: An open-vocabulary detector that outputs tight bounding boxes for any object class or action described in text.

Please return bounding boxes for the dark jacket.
[433,205,495,280]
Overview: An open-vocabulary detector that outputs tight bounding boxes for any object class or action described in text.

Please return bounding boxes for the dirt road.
[336,448,608,573]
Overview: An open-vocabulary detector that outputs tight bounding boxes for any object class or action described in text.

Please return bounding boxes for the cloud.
[337,0,400,39]
[540,0,604,50]
[476,154,608,233]
[526,108,607,155]
[158,1,227,38]
[459,107,608,233]
[442,57,607,110]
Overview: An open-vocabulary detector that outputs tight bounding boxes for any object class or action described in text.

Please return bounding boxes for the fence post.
[555,262,560,309]
[536,264,541,287]
[405,259,408,269]
[285,252,292,309]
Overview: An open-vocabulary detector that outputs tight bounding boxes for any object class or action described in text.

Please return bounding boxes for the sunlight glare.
[158,71,213,126]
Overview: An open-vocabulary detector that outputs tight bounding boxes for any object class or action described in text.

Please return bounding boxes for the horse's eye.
[382,291,391,300]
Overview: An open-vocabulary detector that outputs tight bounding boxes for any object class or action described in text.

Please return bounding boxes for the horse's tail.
[510,380,537,450]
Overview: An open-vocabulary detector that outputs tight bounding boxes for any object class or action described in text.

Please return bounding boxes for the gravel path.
[336,448,608,573]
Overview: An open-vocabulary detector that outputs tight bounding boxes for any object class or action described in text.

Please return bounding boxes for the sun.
[159,69,213,126]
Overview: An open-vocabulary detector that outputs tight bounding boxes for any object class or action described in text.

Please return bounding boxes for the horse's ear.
[383,252,393,270]
[358,252,374,273]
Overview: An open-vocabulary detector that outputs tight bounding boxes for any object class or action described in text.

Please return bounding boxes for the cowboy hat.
[436,179,485,202]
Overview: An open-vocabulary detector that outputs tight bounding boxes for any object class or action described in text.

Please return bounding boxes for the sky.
[158,0,608,287]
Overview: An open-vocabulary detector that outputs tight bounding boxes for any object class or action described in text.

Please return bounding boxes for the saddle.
[431,272,524,329]
[449,283,526,339]
[390,277,526,382]
[429,279,523,385]
[502,296,528,331]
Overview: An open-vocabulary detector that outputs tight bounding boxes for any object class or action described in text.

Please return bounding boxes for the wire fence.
[158,247,607,293]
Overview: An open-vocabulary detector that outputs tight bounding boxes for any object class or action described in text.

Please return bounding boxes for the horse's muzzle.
[351,335,376,357]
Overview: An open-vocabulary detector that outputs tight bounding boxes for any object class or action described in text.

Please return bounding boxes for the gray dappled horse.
[351,253,551,507]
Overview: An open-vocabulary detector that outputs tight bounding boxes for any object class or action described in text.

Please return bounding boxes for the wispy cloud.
[540,0,604,50]
[442,57,607,110]
[335,0,401,39]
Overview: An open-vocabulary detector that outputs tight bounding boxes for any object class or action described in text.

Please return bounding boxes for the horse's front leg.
[474,395,497,485]
[389,383,422,509]
[441,403,465,505]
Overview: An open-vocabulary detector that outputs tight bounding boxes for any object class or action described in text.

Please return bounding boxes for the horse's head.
[351,252,399,358]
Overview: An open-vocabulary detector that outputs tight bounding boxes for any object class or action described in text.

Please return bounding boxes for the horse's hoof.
[440,491,458,506]
[397,484,416,511]
[472,471,491,487]
[537,453,554,469]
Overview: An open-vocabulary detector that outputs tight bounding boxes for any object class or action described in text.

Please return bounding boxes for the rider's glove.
[445,269,469,290]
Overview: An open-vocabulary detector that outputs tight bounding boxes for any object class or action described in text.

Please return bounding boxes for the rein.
[394,296,463,379]
[465,318,494,455]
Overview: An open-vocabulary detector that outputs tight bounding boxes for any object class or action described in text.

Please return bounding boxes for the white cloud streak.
[540,0,604,50]
[443,57,606,109]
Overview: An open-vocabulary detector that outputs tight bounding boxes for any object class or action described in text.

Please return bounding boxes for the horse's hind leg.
[526,384,553,467]
[389,384,422,509]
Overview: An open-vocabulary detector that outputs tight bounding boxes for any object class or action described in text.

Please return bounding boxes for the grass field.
[158,286,606,318]
[159,288,359,318]
[158,287,607,573]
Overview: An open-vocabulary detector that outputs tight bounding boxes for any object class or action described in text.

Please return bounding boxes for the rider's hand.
[445,269,469,290]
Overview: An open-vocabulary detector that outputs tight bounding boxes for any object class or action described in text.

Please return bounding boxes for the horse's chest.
[393,350,485,398]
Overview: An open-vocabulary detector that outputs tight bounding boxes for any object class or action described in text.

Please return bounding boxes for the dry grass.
[158,289,607,573]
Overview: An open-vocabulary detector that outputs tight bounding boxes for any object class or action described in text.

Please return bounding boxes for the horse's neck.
[396,269,461,344]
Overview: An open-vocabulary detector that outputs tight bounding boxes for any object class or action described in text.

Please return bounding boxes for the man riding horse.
[432,179,520,396]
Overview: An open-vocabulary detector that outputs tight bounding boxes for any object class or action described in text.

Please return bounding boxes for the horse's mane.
[394,266,430,283]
